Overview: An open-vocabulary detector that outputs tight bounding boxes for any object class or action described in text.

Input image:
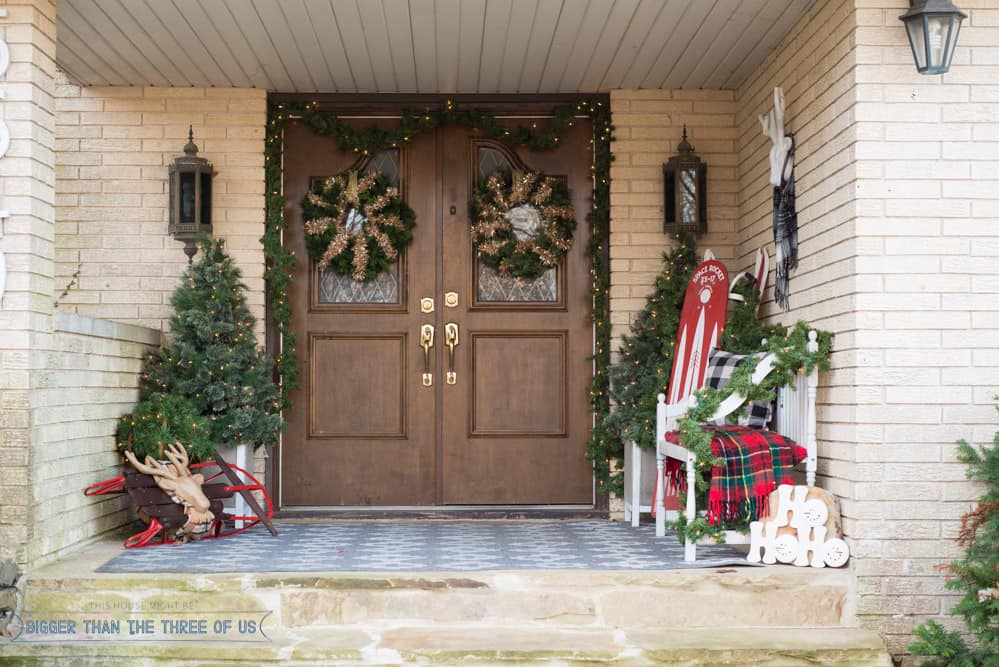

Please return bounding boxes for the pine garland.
[264,99,615,488]
[470,169,576,279]
[720,280,788,355]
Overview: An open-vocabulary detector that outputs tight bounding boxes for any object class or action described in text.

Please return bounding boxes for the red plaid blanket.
[663,426,806,525]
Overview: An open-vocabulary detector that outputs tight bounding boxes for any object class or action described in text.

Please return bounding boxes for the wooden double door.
[281,111,593,507]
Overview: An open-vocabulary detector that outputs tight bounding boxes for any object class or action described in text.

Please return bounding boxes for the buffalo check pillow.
[704,348,772,429]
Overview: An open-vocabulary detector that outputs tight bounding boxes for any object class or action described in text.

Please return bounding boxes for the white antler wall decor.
[760,87,792,187]
[759,87,797,312]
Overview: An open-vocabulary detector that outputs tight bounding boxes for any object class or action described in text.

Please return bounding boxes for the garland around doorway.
[264,99,616,492]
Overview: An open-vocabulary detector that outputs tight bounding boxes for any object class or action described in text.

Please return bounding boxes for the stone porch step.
[0,538,890,665]
[0,626,890,665]
[19,568,854,629]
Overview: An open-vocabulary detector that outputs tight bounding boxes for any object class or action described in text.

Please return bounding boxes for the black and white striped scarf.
[773,137,798,312]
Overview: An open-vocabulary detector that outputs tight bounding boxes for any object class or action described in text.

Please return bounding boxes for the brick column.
[0,0,57,565]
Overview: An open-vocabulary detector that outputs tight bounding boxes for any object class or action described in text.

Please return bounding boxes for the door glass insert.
[318,148,402,304]
[478,265,557,302]
[366,148,400,187]
[320,269,399,304]
[474,146,558,303]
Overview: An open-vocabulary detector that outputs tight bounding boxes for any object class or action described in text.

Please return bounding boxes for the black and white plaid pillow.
[703,348,772,429]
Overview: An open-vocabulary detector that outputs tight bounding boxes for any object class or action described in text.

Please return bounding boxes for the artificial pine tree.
[910,423,999,666]
[117,237,283,462]
[599,234,698,462]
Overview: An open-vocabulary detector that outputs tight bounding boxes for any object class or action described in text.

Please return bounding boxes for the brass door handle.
[420,324,434,386]
[444,322,459,385]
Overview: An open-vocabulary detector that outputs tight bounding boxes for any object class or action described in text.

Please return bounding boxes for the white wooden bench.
[623,332,819,562]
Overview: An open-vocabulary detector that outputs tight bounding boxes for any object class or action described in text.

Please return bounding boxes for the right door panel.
[439,121,594,505]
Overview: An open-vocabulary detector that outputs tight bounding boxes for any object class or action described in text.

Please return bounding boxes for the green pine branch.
[910,413,999,665]
[593,235,698,496]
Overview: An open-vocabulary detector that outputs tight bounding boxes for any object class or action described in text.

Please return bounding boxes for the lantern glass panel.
[200,172,212,224]
[906,17,927,70]
[180,172,196,223]
[679,168,697,224]
[927,15,950,67]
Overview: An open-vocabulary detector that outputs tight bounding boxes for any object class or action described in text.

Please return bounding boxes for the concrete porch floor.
[93,520,755,573]
[0,522,891,666]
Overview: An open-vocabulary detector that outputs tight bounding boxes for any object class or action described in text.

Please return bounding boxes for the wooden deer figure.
[123,442,215,542]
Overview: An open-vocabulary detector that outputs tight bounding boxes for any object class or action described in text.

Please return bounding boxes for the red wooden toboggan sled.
[85,453,277,548]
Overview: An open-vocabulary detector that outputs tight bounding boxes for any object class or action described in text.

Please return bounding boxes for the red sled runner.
[85,451,277,549]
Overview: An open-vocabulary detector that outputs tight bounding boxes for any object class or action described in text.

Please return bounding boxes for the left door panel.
[281,119,438,506]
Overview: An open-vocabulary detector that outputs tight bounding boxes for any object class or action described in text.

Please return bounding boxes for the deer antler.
[123,448,178,480]
[162,442,192,477]
[123,441,214,538]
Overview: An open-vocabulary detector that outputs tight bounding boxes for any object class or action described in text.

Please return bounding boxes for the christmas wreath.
[470,169,576,279]
[302,170,416,281]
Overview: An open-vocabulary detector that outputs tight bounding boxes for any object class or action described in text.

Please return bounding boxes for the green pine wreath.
[302,170,415,281]
[470,169,576,279]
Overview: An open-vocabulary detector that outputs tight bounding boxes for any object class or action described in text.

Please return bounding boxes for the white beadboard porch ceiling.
[56,0,814,92]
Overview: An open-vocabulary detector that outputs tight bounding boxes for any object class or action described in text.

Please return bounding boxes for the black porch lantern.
[663,125,707,236]
[899,0,966,75]
[169,126,214,263]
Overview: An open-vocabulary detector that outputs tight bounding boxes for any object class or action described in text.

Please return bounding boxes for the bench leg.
[655,452,666,537]
[630,441,641,527]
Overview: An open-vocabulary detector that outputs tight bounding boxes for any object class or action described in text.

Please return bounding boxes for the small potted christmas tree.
[117,236,283,462]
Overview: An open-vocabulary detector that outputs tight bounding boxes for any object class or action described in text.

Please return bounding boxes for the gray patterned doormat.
[97,521,755,573]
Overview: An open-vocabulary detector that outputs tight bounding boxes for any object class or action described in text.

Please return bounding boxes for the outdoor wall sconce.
[900,0,966,75]
[169,126,214,263]
[663,125,707,236]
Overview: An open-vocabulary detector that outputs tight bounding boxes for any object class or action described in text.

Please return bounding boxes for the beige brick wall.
[29,312,159,565]
[844,1,999,656]
[612,0,998,658]
[608,90,739,345]
[730,0,999,657]
[53,77,267,333]
[0,0,57,566]
[735,0,861,501]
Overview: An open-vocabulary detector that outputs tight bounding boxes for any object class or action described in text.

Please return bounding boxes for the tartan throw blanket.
[663,426,806,525]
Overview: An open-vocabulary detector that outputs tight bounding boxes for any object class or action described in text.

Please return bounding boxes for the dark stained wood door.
[282,119,437,506]
[439,122,594,504]
[281,112,592,507]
